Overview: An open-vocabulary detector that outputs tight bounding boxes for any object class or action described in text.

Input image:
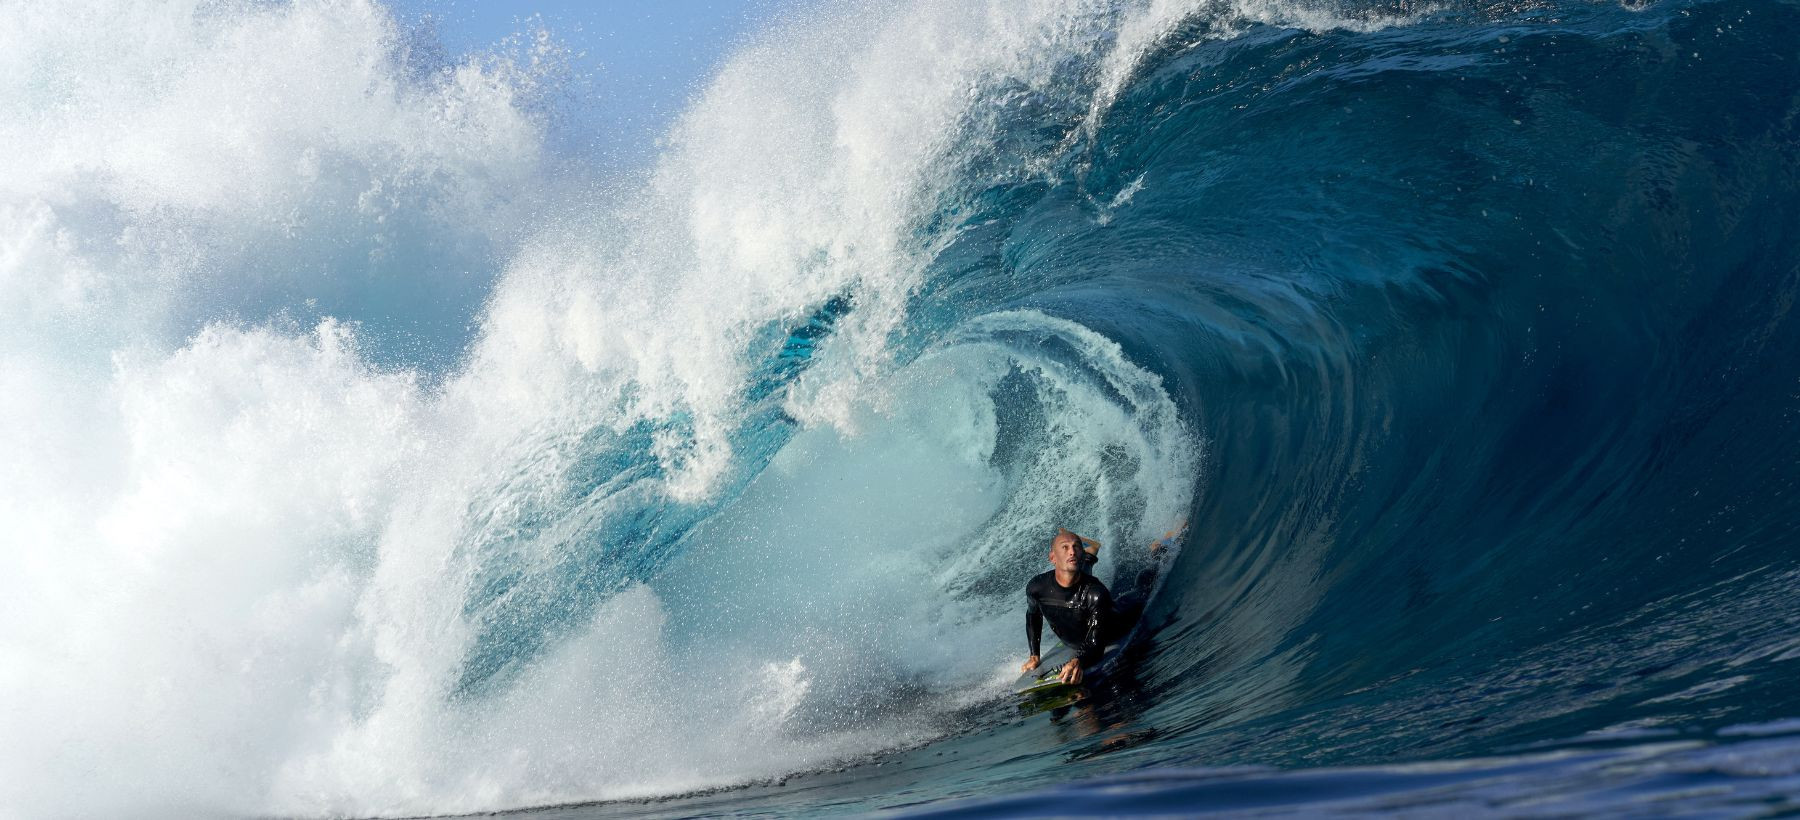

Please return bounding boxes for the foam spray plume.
[2,0,1199,814]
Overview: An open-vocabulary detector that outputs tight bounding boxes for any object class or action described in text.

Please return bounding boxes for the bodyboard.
[1015,643,1080,695]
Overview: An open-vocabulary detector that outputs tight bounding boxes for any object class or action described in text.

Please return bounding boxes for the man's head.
[1049,528,1084,573]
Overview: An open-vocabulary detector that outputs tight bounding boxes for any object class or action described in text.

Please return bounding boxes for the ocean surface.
[4,0,1799,817]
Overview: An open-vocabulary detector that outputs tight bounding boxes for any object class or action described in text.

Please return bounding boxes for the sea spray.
[1,0,1212,814]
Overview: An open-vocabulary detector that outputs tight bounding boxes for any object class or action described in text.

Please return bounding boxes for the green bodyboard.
[1015,643,1079,695]
[1018,675,1078,695]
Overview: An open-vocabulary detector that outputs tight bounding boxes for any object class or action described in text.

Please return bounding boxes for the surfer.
[1021,525,1180,685]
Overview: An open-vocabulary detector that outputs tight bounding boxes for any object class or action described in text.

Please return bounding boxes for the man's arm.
[1022,588,1045,672]
[1025,594,1043,658]
[1065,582,1116,678]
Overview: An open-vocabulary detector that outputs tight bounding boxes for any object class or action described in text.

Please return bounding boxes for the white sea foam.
[0,0,1225,816]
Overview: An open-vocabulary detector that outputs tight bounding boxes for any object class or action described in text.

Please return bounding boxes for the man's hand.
[1058,658,1084,685]
[1021,655,1041,673]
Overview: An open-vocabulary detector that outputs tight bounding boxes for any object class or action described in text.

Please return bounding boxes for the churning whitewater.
[7,0,1800,816]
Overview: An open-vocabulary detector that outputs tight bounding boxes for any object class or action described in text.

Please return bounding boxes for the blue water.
[633,0,1800,812]
[6,0,1800,816]
[477,0,1800,814]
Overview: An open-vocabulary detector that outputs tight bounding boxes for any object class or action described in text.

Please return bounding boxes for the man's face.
[1049,534,1081,572]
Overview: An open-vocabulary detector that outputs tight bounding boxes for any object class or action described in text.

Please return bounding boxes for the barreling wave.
[3,0,1799,816]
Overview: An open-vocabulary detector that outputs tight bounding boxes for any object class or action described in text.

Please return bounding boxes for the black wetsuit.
[1025,565,1154,669]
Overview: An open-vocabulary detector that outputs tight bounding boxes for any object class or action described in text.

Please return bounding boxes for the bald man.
[1019,527,1166,685]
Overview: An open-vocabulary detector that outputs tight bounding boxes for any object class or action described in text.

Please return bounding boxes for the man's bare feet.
[1150,519,1189,557]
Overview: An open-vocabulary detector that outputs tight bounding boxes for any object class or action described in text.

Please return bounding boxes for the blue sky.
[386,0,809,160]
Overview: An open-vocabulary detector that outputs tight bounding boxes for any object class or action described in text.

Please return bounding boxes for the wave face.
[5,0,1800,816]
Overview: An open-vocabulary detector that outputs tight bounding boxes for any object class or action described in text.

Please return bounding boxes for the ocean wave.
[4,0,1798,816]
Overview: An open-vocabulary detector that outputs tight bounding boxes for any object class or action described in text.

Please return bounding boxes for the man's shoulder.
[1025,570,1056,594]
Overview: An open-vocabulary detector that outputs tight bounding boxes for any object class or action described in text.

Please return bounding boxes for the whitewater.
[5,0,1800,816]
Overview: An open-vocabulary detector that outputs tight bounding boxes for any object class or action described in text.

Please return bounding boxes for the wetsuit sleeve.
[1075,582,1116,668]
[1026,591,1043,658]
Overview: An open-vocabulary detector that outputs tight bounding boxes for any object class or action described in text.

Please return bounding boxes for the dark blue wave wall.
[918,0,1800,766]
